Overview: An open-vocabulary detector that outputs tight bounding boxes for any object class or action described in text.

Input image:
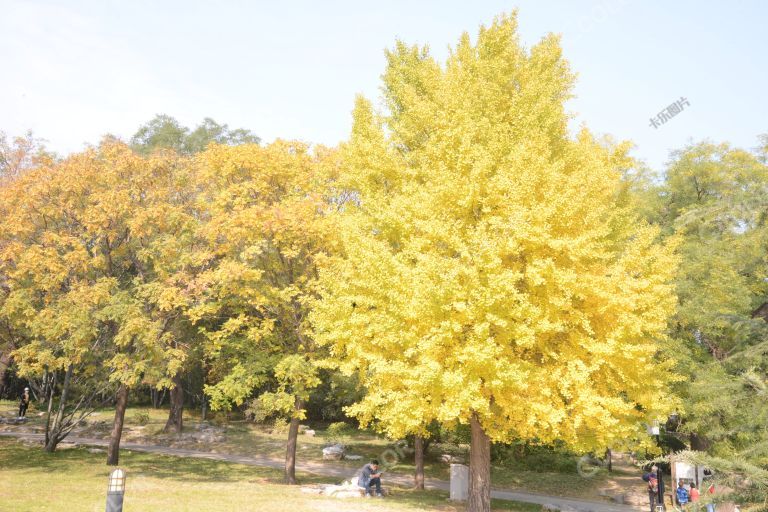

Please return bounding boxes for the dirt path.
[1,430,643,512]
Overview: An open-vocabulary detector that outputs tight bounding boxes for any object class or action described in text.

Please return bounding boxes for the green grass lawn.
[0,399,616,501]
[0,437,539,512]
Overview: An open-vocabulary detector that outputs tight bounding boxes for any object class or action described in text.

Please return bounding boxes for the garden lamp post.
[106,468,126,512]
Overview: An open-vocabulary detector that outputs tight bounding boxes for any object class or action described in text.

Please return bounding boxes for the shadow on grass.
[0,438,331,485]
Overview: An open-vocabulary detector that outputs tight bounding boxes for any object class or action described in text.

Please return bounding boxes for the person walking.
[18,387,30,419]
[647,473,660,512]
[705,483,715,512]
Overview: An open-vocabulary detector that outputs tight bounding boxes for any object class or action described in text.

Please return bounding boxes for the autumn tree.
[310,13,678,512]
[0,142,196,461]
[0,131,53,396]
[190,141,336,484]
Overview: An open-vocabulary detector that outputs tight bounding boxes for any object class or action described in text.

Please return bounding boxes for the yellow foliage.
[311,13,679,451]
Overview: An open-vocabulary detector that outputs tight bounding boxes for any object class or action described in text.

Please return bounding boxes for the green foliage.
[490,442,578,473]
[326,421,353,444]
[270,417,291,435]
[134,410,150,426]
[649,138,768,472]
[130,114,259,155]
[665,450,768,511]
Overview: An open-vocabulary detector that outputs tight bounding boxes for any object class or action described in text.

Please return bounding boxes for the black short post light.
[106,468,126,512]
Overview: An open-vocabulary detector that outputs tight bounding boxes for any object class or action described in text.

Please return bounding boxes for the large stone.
[304,429,316,437]
[322,444,345,461]
[441,453,465,464]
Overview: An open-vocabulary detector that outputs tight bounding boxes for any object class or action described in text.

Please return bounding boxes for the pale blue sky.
[2,0,766,171]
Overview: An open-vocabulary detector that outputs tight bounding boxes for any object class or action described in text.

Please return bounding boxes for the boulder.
[610,494,625,504]
[322,444,345,461]
[304,429,316,437]
[298,425,309,433]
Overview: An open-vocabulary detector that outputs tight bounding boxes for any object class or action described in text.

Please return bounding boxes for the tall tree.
[0,141,195,458]
[130,115,259,156]
[310,13,678,512]
[0,131,52,396]
[652,140,768,468]
[191,141,336,484]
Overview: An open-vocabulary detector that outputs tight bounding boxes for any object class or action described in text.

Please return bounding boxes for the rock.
[610,494,625,504]
[57,442,79,450]
[298,425,309,433]
[300,486,323,495]
[441,453,465,464]
[322,444,345,461]
[304,429,316,437]
[541,505,560,512]
[88,448,105,454]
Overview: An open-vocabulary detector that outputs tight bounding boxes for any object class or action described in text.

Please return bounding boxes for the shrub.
[326,421,353,444]
[134,411,150,426]
[271,417,290,435]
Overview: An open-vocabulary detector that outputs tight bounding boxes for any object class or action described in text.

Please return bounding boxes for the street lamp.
[106,468,126,512]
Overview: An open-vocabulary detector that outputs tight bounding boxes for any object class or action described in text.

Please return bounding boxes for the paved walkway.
[0,431,641,512]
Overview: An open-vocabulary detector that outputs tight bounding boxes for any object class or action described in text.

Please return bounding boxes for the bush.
[134,411,150,426]
[491,442,578,473]
[271,417,290,435]
[326,421,353,444]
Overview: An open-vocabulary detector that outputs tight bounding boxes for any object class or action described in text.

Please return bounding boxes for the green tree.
[654,140,768,474]
[130,115,259,155]
[190,141,336,484]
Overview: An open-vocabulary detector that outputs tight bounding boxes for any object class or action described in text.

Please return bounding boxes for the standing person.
[689,483,700,512]
[18,387,30,419]
[647,473,660,512]
[358,459,383,497]
[676,480,690,510]
[705,483,715,512]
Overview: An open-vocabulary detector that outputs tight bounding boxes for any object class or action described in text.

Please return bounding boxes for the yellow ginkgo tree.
[310,12,679,512]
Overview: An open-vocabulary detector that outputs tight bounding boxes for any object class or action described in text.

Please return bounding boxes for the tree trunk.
[106,384,129,465]
[690,432,711,451]
[414,434,425,490]
[44,371,56,447]
[0,350,12,396]
[284,397,302,485]
[606,448,612,472]
[164,374,183,433]
[467,412,491,512]
[45,364,73,452]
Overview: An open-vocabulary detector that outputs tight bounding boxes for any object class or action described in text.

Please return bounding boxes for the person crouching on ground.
[18,387,30,419]
[359,459,383,497]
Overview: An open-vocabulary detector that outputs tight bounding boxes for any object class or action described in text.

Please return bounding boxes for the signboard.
[672,461,706,487]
